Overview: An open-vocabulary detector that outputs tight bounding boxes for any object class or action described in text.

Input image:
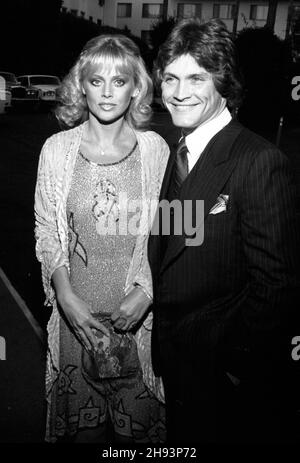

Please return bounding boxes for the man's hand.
[111,286,152,332]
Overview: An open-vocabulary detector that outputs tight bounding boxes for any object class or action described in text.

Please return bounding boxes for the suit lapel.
[160,119,244,274]
[187,119,244,217]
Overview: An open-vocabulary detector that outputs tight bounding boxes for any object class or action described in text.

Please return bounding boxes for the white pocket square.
[209,194,229,215]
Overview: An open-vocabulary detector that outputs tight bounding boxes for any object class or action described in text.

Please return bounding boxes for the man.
[148,18,299,443]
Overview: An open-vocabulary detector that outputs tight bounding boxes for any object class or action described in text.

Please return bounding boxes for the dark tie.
[170,137,189,200]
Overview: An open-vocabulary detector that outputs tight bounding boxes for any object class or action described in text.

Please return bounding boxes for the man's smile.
[170,103,200,111]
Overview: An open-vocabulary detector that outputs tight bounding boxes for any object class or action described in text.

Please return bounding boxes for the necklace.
[80,140,138,166]
[99,144,106,156]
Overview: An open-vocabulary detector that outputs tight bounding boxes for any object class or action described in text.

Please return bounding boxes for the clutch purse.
[81,313,140,381]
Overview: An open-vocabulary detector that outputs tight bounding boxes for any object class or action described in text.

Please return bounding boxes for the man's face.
[161,54,226,131]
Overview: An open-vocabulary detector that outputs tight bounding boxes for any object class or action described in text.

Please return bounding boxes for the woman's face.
[82,62,138,124]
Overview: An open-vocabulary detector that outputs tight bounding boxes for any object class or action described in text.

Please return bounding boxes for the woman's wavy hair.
[55,34,153,129]
[154,18,243,110]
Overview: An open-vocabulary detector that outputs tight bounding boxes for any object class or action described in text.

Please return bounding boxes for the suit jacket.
[148,119,299,385]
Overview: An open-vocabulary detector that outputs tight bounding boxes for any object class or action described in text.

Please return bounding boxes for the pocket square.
[209,194,229,215]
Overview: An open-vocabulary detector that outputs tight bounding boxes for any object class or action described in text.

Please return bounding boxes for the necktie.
[170,137,189,200]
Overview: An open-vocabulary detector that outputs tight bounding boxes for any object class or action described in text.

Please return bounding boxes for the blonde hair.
[55,34,153,129]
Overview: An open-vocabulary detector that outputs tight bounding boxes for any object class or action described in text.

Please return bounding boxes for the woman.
[34,34,169,443]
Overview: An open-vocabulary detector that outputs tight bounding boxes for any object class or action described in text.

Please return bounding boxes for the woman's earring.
[133,89,140,98]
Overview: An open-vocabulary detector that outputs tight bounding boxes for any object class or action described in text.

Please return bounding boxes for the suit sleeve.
[238,148,298,330]
[218,147,300,379]
[225,147,299,354]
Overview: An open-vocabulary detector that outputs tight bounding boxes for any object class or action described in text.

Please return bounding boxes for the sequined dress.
[47,144,166,442]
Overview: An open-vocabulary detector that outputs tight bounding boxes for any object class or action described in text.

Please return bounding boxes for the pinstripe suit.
[148,119,299,442]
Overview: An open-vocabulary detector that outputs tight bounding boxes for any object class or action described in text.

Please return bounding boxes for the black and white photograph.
[0,0,300,454]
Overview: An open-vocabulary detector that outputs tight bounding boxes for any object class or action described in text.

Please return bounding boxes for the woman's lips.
[98,103,116,110]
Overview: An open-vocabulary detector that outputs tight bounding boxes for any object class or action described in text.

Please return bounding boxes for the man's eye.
[163,77,175,84]
[114,79,125,87]
[191,76,205,84]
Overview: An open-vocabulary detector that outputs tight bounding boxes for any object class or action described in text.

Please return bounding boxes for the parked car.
[0,71,13,113]
[0,88,12,114]
[0,70,40,107]
[0,71,20,91]
[17,74,61,103]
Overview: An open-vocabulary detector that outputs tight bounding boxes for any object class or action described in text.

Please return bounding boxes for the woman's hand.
[111,286,152,332]
[58,291,109,353]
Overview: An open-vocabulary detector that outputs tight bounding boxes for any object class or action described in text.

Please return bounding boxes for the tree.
[55,13,150,77]
[148,16,177,68]
[0,0,63,74]
[1,2,149,77]
[235,26,293,132]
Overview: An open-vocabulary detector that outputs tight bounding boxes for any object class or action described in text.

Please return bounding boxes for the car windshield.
[30,76,60,86]
[0,72,18,84]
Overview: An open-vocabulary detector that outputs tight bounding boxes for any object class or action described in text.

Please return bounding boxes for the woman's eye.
[114,79,125,87]
[91,79,102,86]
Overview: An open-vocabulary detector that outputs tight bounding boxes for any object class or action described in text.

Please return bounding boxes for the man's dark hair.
[154,18,243,110]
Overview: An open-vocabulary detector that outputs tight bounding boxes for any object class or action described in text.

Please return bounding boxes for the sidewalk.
[0,267,46,443]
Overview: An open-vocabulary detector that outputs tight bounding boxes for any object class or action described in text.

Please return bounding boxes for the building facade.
[61,1,300,44]
[62,0,104,24]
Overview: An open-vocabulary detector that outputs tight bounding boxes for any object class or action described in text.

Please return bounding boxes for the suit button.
[175,399,183,407]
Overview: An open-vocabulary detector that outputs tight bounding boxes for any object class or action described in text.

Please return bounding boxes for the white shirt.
[185,108,232,172]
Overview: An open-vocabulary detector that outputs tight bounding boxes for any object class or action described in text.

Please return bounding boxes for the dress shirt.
[185,108,232,172]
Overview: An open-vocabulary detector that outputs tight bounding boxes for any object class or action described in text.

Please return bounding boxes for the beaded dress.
[47,143,165,442]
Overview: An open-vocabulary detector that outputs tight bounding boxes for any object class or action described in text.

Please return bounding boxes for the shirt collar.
[185,107,232,158]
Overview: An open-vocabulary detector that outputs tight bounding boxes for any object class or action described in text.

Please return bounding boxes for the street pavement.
[0,267,46,443]
[0,108,299,443]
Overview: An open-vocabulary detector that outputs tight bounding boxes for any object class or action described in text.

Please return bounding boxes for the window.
[213,4,236,19]
[142,4,163,18]
[18,77,28,87]
[117,3,132,18]
[250,5,268,21]
[177,3,202,19]
[30,76,61,86]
